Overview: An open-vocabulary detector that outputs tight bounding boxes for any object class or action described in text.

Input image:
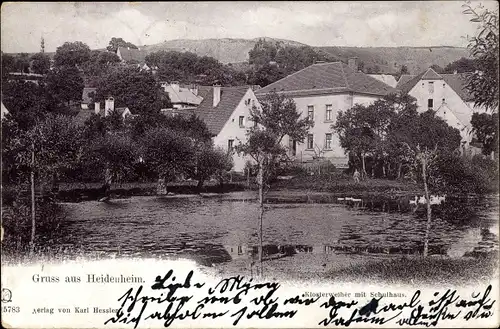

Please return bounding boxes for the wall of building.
[287,93,379,167]
[213,88,259,172]
[408,79,483,145]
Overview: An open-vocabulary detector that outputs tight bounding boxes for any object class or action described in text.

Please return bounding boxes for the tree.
[54,41,91,68]
[46,66,84,108]
[443,57,478,73]
[15,53,31,73]
[140,128,195,186]
[106,37,138,53]
[7,114,84,249]
[333,104,381,177]
[31,53,50,74]
[462,2,499,111]
[430,64,444,74]
[471,112,499,156]
[236,91,312,275]
[94,66,169,116]
[249,39,279,66]
[83,50,120,77]
[1,80,58,130]
[395,64,409,80]
[86,134,138,185]
[1,52,16,78]
[192,146,233,189]
[405,111,461,257]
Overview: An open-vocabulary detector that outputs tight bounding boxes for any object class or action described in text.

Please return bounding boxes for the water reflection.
[29,193,499,266]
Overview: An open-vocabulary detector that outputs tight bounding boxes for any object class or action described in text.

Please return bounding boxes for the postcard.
[1,1,499,328]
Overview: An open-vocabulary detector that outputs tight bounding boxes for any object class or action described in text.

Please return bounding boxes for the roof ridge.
[256,64,322,92]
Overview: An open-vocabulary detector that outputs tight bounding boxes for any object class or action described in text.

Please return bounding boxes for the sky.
[1,1,498,53]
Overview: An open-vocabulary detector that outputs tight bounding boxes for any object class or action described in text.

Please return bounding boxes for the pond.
[33,192,499,268]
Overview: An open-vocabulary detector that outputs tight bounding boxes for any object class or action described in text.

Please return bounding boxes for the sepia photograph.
[1,1,499,328]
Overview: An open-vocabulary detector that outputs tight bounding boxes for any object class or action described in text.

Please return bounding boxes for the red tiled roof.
[195,86,250,135]
[255,62,397,96]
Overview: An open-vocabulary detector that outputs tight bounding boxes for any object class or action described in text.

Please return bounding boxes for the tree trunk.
[382,159,386,177]
[397,162,402,180]
[258,160,264,277]
[361,153,367,178]
[196,178,204,190]
[30,142,36,253]
[422,156,432,257]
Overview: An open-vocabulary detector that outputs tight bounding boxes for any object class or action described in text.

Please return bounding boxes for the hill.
[141,37,307,64]
[141,38,470,74]
[5,38,470,75]
[315,46,470,74]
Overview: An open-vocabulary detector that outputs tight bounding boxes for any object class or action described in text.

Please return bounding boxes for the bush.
[2,196,66,257]
[431,153,499,194]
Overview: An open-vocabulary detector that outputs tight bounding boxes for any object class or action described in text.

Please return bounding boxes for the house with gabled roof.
[196,85,262,172]
[396,67,489,147]
[161,82,204,110]
[116,47,147,64]
[254,58,397,168]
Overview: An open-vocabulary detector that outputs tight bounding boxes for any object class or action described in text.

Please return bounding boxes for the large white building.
[254,59,397,168]
[396,67,490,147]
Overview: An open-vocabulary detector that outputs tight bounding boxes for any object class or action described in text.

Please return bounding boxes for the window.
[239,116,244,127]
[442,98,446,103]
[307,105,314,121]
[443,83,446,88]
[325,133,332,150]
[428,81,434,94]
[307,134,314,149]
[428,99,434,110]
[325,105,332,121]
[228,139,234,151]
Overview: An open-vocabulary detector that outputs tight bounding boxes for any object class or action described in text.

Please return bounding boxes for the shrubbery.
[431,154,499,194]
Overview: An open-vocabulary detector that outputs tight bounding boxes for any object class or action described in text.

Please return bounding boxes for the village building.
[161,82,204,110]
[75,96,133,125]
[396,67,490,149]
[196,85,262,172]
[254,58,397,168]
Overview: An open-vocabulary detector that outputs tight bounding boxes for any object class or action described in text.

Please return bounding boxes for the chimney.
[94,102,100,115]
[104,96,114,117]
[171,81,180,93]
[213,84,221,107]
[348,57,359,72]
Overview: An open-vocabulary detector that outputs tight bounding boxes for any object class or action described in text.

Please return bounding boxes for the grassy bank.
[271,173,423,196]
[327,254,499,286]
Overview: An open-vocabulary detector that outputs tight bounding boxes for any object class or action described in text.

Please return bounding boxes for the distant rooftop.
[255,62,397,97]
